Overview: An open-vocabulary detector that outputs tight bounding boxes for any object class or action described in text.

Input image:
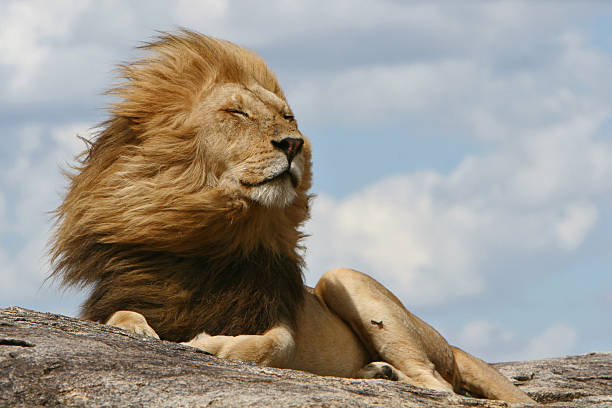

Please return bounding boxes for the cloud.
[457,320,515,352]
[180,1,452,47]
[0,0,91,94]
[1,2,608,133]
[514,323,578,361]
[297,19,612,307]
[454,319,577,362]
[0,122,91,314]
[51,122,95,156]
[174,0,229,31]
[303,108,612,306]
[304,181,485,305]
[290,59,476,126]
[289,31,611,136]
[555,203,598,251]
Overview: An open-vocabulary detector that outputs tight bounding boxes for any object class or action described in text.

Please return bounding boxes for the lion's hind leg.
[314,268,456,392]
[451,346,536,403]
[105,310,160,339]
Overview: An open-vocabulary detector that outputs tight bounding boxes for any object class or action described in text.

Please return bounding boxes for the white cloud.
[291,59,476,126]
[174,0,229,31]
[51,122,95,156]
[0,0,91,93]
[304,178,485,305]
[0,193,6,233]
[185,1,452,47]
[457,320,515,351]
[290,31,611,135]
[1,1,606,124]
[4,123,89,234]
[513,323,577,361]
[0,122,90,314]
[561,32,611,86]
[453,320,577,362]
[5,124,43,185]
[555,203,598,251]
[303,109,611,305]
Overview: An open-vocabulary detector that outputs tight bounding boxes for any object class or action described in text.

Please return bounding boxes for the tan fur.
[50,31,535,404]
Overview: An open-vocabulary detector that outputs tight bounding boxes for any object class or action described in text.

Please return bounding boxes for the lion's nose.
[272,137,304,163]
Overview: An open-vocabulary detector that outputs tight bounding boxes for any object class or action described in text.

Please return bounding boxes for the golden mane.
[49,31,311,341]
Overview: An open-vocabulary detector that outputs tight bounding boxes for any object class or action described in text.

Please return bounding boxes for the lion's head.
[53,30,312,267]
[50,31,312,339]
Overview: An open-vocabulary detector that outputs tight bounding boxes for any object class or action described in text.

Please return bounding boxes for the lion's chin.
[244,175,297,208]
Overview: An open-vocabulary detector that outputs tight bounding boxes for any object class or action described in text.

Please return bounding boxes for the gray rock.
[1,307,610,407]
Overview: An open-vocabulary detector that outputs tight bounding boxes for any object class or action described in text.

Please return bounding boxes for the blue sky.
[1,1,611,363]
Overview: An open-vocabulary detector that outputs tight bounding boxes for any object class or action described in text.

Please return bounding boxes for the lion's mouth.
[240,169,298,188]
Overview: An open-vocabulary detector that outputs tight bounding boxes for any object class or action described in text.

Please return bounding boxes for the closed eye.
[225,109,249,118]
[283,114,295,121]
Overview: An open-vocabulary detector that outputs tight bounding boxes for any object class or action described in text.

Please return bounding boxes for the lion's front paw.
[357,362,403,381]
[181,331,212,349]
[105,310,160,339]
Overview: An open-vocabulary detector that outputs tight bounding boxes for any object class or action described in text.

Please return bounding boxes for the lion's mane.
[50,31,312,342]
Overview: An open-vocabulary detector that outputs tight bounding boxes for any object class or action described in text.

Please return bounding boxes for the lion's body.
[51,31,535,404]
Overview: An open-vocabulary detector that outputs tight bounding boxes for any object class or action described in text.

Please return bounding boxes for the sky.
[1,0,611,363]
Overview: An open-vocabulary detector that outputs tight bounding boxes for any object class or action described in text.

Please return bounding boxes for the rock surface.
[1,307,610,407]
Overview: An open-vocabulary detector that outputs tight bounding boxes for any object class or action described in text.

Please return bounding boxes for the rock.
[0,307,610,407]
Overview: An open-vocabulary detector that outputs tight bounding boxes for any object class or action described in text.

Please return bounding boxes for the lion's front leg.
[105,310,160,339]
[182,324,296,369]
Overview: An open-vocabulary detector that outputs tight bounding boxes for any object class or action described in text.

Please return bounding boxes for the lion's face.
[197,82,311,208]
[53,33,312,260]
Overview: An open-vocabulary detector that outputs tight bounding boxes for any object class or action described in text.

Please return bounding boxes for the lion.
[50,30,535,404]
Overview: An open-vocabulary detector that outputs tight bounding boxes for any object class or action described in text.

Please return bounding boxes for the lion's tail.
[451,346,536,404]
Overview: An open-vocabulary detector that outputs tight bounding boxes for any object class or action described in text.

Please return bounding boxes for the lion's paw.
[181,331,212,349]
[357,362,402,381]
[105,310,160,339]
